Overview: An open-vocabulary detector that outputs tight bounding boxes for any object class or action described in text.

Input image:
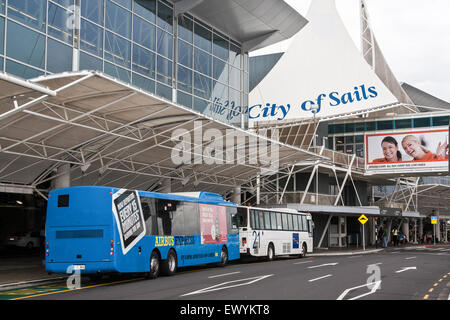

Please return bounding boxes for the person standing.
[377,226,384,248]
[392,227,399,246]
[383,227,388,248]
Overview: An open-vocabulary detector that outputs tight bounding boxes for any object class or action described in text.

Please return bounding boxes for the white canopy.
[249,0,399,126]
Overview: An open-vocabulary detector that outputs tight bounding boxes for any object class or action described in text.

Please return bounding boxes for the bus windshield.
[236,207,248,227]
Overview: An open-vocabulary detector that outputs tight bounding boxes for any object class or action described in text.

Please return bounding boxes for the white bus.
[236,206,314,260]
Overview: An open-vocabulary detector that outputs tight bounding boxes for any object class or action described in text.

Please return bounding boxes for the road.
[4,246,449,303]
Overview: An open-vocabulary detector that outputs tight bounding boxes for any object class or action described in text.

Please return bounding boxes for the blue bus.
[45,186,240,279]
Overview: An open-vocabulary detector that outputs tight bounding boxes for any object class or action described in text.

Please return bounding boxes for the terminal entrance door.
[329,216,347,247]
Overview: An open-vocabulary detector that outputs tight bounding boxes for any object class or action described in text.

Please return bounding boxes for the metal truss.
[0,72,321,197]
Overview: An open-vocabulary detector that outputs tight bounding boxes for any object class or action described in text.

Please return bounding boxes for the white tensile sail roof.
[360,0,414,105]
[249,0,399,126]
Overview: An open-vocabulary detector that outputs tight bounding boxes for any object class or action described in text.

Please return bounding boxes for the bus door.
[237,207,249,254]
[306,217,314,252]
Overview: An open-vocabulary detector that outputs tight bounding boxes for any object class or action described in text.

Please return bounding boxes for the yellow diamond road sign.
[358,214,368,225]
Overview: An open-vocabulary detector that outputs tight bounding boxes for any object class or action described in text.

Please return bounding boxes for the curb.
[309,249,384,257]
[0,276,67,291]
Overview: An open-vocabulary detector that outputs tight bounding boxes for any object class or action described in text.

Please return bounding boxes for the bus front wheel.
[147,250,160,279]
[161,249,177,276]
[300,243,307,258]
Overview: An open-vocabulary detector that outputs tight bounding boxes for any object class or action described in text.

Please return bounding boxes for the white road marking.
[405,256,417,260]
[308,262,338,269]
[308,274,332,282]
[208,271,241,279]
[293,260,314,265]
[367,263,383,267]
[337,281,382,300]
[181,274,273,297]
[395,267,417,273]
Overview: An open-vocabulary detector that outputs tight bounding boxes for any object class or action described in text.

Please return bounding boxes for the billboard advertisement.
[366,129,449,172]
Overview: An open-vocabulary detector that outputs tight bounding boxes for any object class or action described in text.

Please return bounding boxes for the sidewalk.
[0,252,67,291]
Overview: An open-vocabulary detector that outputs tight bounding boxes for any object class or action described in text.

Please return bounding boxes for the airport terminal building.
[0,0,448,249]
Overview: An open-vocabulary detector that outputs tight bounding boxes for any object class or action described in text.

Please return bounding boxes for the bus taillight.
[46,241,49,257]
[242,238,246,246]
[110,240,114,255]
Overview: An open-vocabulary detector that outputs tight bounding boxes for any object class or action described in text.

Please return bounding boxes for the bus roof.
[49,186,234,207]
[238,206,305,214]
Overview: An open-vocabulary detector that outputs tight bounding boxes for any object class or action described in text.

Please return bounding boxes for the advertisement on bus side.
[112,189,146,255]
[199,204,227,244]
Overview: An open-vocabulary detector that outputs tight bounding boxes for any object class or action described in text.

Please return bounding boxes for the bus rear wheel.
[161,249,177,276]
[267,243,275,261]
[147,250,160,279]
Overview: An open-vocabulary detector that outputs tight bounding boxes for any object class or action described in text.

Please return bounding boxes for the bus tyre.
[217,247,228,267]
[161,250,177,276]
[300,243,307,258]
[267,243,275,261]
[147,251,160,279]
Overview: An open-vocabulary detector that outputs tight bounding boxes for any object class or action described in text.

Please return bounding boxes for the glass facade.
[0,0,249,128]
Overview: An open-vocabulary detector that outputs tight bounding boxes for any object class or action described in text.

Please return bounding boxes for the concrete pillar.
[413,219,418,243]
[232,186,241,205]
[402,219,409,242]
[256,174,260,205]
[419,218,424,243]
[444,221,448,243]
[52,163,71,189]
[369,217,376,245]
[386,219,392,244]
[436,210,440,242]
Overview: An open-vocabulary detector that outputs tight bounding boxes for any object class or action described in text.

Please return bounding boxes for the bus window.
[287,214,293,230]
[171,202,185,235]
[282,213,289,230]
[270,212,277,230]
[299,216,304,231]
[297,216,303,231]
[258,211,265,230]
[293,214,299,230]
[228,207,239,234]
[276,212,282,230]
[141,197,158,235]
[182,202,200,235]
[301,215,307,232]
[263,212,270,229]
[236,207,248,227]
[156,199,178,235]
[250,210,258,229]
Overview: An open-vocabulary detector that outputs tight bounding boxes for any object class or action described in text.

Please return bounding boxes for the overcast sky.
[251,0,450,103]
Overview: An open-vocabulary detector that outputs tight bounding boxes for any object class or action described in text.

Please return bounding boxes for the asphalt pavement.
[0,243,449,301]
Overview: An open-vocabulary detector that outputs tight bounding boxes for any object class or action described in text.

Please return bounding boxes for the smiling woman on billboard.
[401,135,448,161]
[372,136,402,163]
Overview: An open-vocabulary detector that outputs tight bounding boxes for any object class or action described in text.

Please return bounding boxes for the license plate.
[73,265,85,270]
